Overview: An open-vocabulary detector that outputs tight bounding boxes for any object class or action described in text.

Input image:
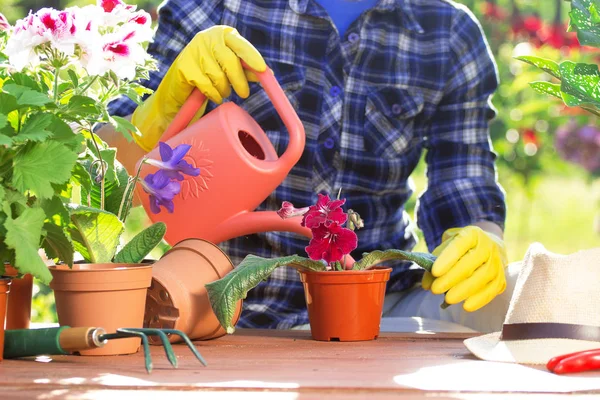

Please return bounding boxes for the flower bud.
[0,13,10,31]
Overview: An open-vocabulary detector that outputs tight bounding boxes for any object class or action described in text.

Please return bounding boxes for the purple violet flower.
[145,142,201,181]
[141,170,181,214]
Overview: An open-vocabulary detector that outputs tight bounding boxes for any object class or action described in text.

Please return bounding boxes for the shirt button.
[323,137,335,149]
[392,103,402,115]
[330,86,341,97]
[348,33,359,43]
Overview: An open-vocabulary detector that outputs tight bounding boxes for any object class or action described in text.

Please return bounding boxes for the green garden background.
[2,0,598,321]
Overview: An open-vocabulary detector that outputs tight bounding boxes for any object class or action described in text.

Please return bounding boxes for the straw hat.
[464,242,600,365]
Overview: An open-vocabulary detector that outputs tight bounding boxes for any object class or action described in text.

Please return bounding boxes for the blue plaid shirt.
[109,0,506,329]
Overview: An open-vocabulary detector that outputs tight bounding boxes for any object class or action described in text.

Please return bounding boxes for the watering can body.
[135,66,312,244]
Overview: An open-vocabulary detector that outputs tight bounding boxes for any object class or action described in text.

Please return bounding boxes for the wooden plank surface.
[1,329,600,399]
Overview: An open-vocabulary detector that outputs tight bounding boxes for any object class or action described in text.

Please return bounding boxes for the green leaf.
[4,206,52,284]
[41,195,70,225]
[67,70,79,88]
[42,222,74,267]
[114,222,166,263]
[0,114,7,130]
[9,73,42,92]
[3,84,52,107]
[110,115,139,142]
[48,116,83,150]
[66,95,100,117]
[515,56,561,79]
[591,3,600,23]
[559,61,600,107]
[353,249,437,271]
[71,162,93,194]
[15,113,53,142]
[12,142,78,199]
[205,254,325,333]
[529,81,563,99]
[100,148,117,183]
[570,0,600,46]
[67,205,124,263]
[0,92,18,114]
[80,157,131,215]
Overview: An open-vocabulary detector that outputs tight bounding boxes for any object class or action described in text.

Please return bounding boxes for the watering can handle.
[159,62,305,161]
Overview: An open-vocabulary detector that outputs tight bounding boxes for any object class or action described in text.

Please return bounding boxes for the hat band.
[501,322,600,342]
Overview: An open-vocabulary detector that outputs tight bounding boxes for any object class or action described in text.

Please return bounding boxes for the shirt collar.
[288,0,424,34]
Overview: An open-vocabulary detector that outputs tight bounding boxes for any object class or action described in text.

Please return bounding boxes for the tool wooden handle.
[59,327,106,352]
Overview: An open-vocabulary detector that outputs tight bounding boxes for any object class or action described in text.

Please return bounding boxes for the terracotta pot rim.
[51,263,153,272]
[0,277,11,283]
[299,267,392,275]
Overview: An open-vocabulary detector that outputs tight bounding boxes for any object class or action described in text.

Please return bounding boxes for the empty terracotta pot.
[0,278,11,361]
[4,265,33,330]
[144,238,242,344]
[49,263,152,356]
[298,267,392,342]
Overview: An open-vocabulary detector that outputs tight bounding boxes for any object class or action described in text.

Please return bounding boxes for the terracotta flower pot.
[0,278,11,361]
[49,263,152,356]
[4,265,33,330]
[298,267,392,342]
[144,238,242,344]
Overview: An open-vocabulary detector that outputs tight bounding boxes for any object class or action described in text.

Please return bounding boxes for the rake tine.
[128,328,178,368]
[158,329,208,367]
[116,329,153,374]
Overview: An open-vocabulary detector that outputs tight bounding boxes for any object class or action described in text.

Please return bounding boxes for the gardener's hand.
[421,225,508,312]
[131,25,267,151]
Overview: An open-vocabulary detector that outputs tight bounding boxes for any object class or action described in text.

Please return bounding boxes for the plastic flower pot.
[298,267,392,342]
[4,265,33,330]
[144,238,242,344]
[0,277,11,361]
[49,263,153,356]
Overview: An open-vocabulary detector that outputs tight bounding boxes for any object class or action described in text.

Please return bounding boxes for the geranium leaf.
[515,56,561,79]
[3,84,52,107]
[0,92,17,114]
[114,222,166,263]
[205,254,326,333]
[48,116,83,150]
[80,157,130,215]
[353,249,436,271]
[4,205,52,284]
[110,115,139,142]
[15,113,53,142]
[66,95,100,117]
[0,114,7,129]
[12,142,78,199]
[67,205,124,263]
[42,222,74,267]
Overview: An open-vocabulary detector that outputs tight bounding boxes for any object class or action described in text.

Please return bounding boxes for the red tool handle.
[547,348,600,374]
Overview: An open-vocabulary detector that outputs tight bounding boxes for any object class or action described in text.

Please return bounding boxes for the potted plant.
[206,193,437,342]
[0,0,201,355]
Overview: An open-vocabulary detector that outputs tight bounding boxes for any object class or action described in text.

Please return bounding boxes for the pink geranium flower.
[301,193,347,228]
[305,222,358,264]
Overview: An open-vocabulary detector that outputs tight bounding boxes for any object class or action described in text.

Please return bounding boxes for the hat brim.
[464,332,600,365]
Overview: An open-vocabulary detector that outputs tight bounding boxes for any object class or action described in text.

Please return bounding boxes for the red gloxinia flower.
[305,222,358,264]
[301,193,347,228]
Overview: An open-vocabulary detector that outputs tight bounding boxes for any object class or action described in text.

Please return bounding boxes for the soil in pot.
[298,267,391,342]
[49,263,152,356]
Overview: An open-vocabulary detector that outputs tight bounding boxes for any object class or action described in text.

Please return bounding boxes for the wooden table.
[2,328,600,399]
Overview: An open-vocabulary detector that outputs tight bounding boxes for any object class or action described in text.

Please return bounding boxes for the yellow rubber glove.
[421,225,508,312]
[131,25,267,151]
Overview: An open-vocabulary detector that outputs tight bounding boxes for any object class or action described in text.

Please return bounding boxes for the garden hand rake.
[3,326,207,373]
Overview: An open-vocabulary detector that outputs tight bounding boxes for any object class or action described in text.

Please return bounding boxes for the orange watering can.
[135,65,312,245]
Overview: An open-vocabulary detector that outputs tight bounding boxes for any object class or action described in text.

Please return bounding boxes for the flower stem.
[78,75,98,96]
[118,158,146,223]
[90,131,105,210]
[53,67,60,103]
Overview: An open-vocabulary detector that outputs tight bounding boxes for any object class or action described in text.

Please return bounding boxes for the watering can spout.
[216,212,356,268]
